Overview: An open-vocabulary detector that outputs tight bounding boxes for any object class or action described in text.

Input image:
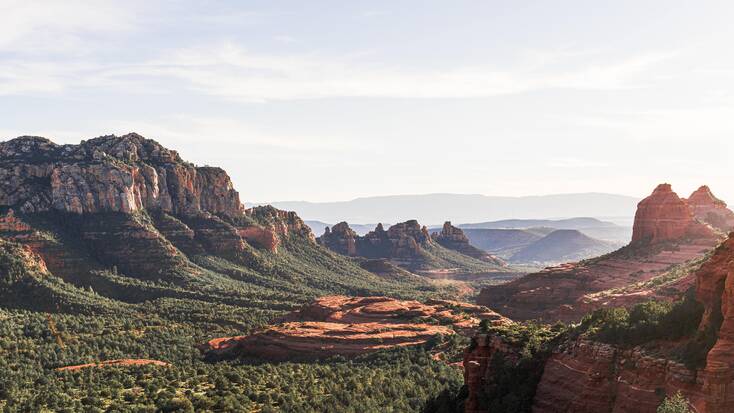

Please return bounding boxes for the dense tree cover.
[657,392,693,413]
[576,289,717,368]
[0,212,467,412]
[0,307,464,412]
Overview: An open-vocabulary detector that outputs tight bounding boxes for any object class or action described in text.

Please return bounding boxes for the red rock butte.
[631,183,714,244]
[686,185,734,232]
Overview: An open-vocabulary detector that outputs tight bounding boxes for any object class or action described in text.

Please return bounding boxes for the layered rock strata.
[631,183,714,244]
[686,185,734,232]
[201,296,510,361]
[0,134,314,281]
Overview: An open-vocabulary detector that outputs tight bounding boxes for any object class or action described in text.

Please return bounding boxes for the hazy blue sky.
[2,1,733,203]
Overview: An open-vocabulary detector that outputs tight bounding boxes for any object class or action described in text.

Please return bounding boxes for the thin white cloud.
[1,39,677,100]
[547,158,609,168]
[0,0,140,54]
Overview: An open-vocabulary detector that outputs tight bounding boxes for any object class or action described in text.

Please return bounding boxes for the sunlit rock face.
[200,295,511,361]
[631,183,714,244]
[0,134,243,216]
[0,134,315,280]
[686,185,734,232]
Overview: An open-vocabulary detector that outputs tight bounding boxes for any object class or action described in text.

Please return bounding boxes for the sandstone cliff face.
[432,222,506,266]
[478,184,723,323]
[0,135,243,216]
[697,235,734,413]
[0,134,315,281]
[318,222,358,256]
[686,186,734,232]
[631,183,714,244]
[317,220,428,259]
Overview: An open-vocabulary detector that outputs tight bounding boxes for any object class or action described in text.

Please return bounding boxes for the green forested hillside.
[0,210,463,412]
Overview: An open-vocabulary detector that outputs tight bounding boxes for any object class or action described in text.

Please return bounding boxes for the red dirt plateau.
[200,296,510,361]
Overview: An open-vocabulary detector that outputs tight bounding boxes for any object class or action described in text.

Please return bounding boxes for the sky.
[1,0,733,203]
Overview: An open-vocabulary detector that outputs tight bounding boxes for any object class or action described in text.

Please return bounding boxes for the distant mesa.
[477,183,728,322]
[200,295,510,361]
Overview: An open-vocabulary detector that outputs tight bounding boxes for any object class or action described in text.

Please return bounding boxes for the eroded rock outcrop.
[201,296,510,361]
[0,134,243,216]
[478,184,724,323]
[631,183,715,244]
[432,222,506,266]
[318,222,358,256]
[686,186,734,232]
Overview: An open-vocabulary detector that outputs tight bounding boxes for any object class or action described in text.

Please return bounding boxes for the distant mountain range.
[460,227,622,265]
[456,217,632,243]
[251,193,640,225]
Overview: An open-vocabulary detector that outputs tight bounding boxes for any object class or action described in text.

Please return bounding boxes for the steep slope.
[461,233,734,413]
[477,184,725,322]
[0,135,444,310]
[508,229,619,264]
[0,134,465,413]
